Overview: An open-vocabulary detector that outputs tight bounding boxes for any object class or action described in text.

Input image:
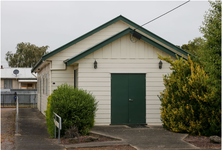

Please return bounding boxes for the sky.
[1,1,210,68]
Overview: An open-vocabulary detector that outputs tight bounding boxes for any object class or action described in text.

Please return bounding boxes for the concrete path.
[15,108,65,150]
[91,126,199,150]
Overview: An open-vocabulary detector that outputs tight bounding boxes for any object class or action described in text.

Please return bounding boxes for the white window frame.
[46,74,48,95]
[43,75,45,94]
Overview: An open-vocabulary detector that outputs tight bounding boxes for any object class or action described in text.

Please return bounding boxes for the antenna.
[13,69,19,89]
[13,69,19,77]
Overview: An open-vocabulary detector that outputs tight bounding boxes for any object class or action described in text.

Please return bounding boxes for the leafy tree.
[181,37,205,56]
[180,0,221,104]
[5,42,49,67]
[199,0,221,76]
[158,0,221,136]
[158,54,221,136]
[199,0,221,103]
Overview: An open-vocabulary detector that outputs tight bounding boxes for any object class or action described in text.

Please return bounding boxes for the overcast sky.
[1,1,210,67]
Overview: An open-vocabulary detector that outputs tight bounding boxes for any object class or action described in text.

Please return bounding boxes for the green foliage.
[45,95,54,138]
[181,37,205,56]
[199,1,221,101]
[158,54,221,136]
[5,42,49,67]
[46,83,98,137]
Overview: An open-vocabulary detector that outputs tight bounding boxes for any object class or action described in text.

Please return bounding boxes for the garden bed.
[184,135,221,149]
[61,133,120,145]
[66,145,136,150]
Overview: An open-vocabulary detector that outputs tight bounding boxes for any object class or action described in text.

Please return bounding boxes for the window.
[39,77,42,94]
[46,74,48,95]
[21,83,33,89]
[21,83,27,89]
[4,79,12,89]
[74,69,78,88]
[43,75,45,94]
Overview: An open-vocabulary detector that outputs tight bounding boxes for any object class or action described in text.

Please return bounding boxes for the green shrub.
[45,95,54,138]
[158,54,221,136]
[46,83,98,137]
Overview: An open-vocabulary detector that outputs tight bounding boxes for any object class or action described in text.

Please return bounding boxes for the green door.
[111,74,146,125]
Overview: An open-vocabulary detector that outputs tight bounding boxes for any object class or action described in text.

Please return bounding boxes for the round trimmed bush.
[45,83,98,137]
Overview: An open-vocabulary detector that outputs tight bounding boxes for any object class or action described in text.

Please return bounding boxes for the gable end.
[32,15,190,73]
[66,28,187,66]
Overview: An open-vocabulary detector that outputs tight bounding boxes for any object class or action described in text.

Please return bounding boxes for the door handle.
[129,99,133,101]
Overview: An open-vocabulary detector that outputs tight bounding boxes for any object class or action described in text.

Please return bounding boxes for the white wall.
[39,19,177,124]
[37,63,51,114]
[76,34,174,125]
[37,63,75,115]
[51,66,74,92]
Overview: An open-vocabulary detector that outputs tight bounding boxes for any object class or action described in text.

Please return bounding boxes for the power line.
[137,0,190,29]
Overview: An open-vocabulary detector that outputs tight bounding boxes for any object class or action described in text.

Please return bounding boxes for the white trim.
[18,80,37,82]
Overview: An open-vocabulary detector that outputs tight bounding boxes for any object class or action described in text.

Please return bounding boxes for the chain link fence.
[1,91,37,108]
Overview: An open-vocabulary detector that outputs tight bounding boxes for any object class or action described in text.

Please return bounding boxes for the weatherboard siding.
[48,19,180,68]
[49,21,130,68]
[51,66,74,92]
[36,64,74,115]
[37,63,50,115]
[119,20,186,58]
[75,34,173,125]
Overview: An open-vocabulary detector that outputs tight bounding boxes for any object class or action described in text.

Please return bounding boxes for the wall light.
[94,60,97,69]
[159,60,163,69]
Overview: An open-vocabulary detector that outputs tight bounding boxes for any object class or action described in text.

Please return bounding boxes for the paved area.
[15,108,65,150]
[1,108,16,150]
[14,108,220,150]
[91,126,198,150]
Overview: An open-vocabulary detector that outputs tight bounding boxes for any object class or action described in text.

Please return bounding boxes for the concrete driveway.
[15,108,65,150]
[91,125,198,150]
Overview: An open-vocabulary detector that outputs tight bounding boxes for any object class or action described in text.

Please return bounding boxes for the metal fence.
[1,93,37,108]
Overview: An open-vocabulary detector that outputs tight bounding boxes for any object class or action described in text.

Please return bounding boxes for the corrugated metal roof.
[1,68,37,79]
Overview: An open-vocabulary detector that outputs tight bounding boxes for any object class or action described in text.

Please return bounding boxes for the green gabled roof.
[66,27,187,66]
[32,15,189,72]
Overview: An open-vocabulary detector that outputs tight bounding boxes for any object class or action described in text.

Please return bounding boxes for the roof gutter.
[31,58,43,73]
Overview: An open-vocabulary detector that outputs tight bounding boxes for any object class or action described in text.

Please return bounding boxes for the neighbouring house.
[31,15,189,125]
[1,66,37,90]
[1,66,37,107]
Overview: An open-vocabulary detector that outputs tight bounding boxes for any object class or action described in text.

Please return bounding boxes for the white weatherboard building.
[1,67,37,90]
[31,15,189,125]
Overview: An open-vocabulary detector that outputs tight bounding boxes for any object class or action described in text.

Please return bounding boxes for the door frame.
[110,73,146,125]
